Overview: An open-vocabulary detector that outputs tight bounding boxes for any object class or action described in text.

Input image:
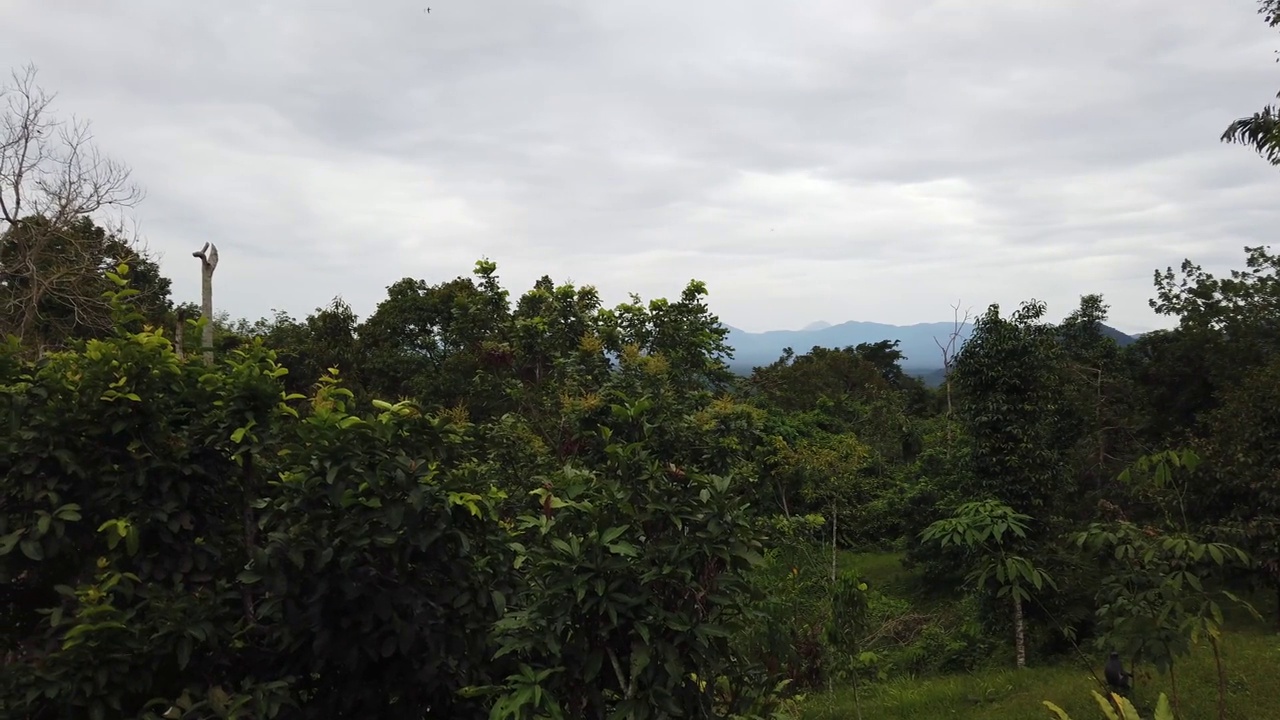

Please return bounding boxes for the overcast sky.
[4,0,1279,333]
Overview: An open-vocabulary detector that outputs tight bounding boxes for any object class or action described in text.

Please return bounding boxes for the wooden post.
[191,243,219,366]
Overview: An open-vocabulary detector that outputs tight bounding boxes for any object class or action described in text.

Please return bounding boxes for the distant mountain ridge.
[722,320,1137,380]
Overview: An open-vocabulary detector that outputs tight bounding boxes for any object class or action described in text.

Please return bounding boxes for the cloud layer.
[4,0,1279,333]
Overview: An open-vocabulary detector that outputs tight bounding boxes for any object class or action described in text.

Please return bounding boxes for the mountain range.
[722,320,1138,383]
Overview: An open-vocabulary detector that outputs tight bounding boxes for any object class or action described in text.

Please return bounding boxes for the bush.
[736,534,832,691]
[0,268,787,719]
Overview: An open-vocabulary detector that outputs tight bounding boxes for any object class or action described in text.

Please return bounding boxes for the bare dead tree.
[0,63,144,352]
[933,300,973,419]
[1067,360,1134,491]
[192,242,218,365]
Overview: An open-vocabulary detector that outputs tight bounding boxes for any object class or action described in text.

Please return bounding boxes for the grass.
[801,629,1279,719]
[800,551,1280,719]
[838,550,913,594]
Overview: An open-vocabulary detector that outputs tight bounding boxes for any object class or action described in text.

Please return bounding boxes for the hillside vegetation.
[7,5,1280,716]
[4,243,1280,719]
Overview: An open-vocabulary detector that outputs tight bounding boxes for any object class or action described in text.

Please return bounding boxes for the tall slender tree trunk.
[1095,367,1105,491]
[852,668,863,720]
[1013,594,1027,669]
[1210,633,1228,720]
[831,505,838,582]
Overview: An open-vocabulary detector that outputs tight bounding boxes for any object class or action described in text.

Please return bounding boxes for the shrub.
[483,396,782,718]
[0,267,787,719]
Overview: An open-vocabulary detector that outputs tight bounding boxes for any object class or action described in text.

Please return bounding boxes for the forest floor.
[799,552,1280,720]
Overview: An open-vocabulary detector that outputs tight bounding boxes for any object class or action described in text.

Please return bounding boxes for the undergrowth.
[799,551,1280,720]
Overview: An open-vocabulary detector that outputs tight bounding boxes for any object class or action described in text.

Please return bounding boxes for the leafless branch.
[0,63,146,352]
[933,300,972,419]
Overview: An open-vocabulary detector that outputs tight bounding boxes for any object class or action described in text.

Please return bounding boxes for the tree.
[1202,357,1280,626]
[1,263,789,719]
[767,432,880,547]
[1221,1,1280,164]
[932,300,972,424]
[357,266,511,413]
[0,64,149,354]
[1077,450,1258,720]
[1056,294,1139,494]
[229,299,367,399]
[950,301,1072,514]
[746,346,888,432]
[1122,327,1223,443]
[1151,245,1280,347]
[0,216,171,346]
[845,339,933,417]
[483,395,776,719]
[604,279,735,395]
[920,500,1056,669]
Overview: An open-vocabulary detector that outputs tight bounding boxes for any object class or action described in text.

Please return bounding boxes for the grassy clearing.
[801,628,1279,719]
[803,551,1280,719]
[840,549,958,614]
[838,551,912,593]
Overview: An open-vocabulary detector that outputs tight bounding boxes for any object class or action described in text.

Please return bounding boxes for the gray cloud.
[3,0,1279,334]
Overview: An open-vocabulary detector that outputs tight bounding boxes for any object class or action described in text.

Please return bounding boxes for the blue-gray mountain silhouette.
[723,320,1137,383]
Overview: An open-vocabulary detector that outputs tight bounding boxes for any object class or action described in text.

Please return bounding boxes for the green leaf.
[607,542,639,557]
[177,637,192,669]
[733,546,764,565]
[0,529,24,555]
[19,539,43,561]
[600,525,629,544]
[1091,690,1123,720]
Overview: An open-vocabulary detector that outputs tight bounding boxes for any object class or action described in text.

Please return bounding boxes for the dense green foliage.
[0,266,784,719]
[7,11,1280,713]
[6,239,1280,717]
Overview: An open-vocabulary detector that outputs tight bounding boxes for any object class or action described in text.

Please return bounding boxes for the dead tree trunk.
[933,301,971,454]
[192,243,218,365]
